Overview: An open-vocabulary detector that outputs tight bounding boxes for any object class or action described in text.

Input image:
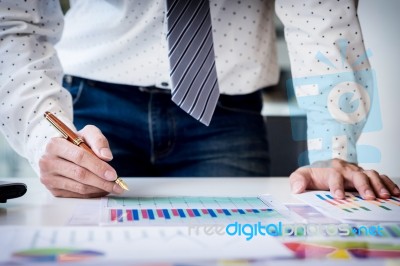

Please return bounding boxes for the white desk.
[2,177,399,227]
[1,177,400,265]
[0,177,296,226]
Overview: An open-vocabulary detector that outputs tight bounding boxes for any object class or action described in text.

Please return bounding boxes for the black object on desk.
[0,181,27,203]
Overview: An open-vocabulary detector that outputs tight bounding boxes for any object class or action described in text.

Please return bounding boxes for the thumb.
[78,125,113,161]
[289,167,312,194]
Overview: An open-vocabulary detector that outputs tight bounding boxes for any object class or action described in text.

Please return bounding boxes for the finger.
[46,137,118,182]
[41,174,109,195]
[380,174,400,196]
[40,148,121,194]
[352,171,375,200]
[327,172,345,199]
[79,125,113,161]
[363,170,390,199]
[49,188,109,198]
[289,168,312,194]
[45,157,123,194]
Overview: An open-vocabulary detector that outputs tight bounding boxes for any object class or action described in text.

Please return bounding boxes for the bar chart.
[101,195,297,225]
[109,208,276,223]
[296,191,400,222]
[315,193,400,213]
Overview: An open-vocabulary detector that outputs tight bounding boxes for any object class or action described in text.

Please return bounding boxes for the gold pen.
[44,111,129,191]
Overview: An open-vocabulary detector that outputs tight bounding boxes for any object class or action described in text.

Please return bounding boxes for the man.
[1,0,399,199]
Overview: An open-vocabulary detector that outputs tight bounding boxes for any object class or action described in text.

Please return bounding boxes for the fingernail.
[334,190,344,199]
[100,148,113,160]
[104,170,117,181]
[292,181,303,194]
[380,188,390,195]
[365,189,375,199]
[113,183,124,194]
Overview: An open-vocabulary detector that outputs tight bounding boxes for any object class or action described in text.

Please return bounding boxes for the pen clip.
[45,114,69,139]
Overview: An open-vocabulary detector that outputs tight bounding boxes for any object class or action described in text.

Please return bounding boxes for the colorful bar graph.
[315,193,398,213]
[296,191,400,222]
[102,195,291,225]
[107,208,278,223]
[316,194,336,206]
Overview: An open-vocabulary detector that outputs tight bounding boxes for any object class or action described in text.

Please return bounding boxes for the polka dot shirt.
[56,0,278,95]
[0,0,370,174]
[276,0,372,164]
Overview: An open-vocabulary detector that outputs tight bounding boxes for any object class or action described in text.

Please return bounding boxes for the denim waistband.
[63,75,264,109]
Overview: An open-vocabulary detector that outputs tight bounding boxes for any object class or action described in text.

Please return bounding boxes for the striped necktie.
[166,0,220,126]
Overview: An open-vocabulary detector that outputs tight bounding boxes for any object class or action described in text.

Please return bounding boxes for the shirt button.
[161,82,169,87]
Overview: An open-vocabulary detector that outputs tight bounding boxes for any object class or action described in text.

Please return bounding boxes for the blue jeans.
[63,76,270,177]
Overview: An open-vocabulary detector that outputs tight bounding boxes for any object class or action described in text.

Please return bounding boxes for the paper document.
[294,191,400,222]
[282,236,400,259]
[285,204,340,224]
[68,201,100,226]
[100,194,304,225]
[0,226,293,263]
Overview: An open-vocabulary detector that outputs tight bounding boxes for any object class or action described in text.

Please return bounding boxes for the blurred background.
[1,0,398,178]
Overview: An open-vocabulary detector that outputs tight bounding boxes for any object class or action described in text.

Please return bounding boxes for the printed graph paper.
[295,191,400,222]
[100,195,301,226]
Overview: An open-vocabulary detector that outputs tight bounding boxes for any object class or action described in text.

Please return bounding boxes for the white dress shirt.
[0,0,371,174]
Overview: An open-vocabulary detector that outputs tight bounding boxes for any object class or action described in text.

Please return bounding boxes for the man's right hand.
[39,125,125,198]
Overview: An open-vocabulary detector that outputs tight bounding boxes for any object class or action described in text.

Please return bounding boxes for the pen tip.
[115,178,129,191]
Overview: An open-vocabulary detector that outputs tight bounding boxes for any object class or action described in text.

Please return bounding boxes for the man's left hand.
[290,158,400,199]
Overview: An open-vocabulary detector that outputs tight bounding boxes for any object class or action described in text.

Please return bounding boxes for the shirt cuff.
[26,112,76,176]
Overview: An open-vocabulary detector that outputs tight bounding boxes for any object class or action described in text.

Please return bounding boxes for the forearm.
[275,0,373,164]
[0,0,75,174]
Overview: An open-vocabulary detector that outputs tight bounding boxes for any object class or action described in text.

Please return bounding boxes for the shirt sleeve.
[275,0,374,165]
[0,0,76,175]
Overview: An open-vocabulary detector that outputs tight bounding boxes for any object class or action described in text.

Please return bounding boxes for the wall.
[357,0,400,176]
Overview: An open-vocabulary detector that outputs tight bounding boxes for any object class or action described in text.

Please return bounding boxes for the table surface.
[2,177,400,265]
[1,177,399,226]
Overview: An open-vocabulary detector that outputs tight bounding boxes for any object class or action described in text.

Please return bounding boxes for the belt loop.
[138,86,147,92]
[64,75,73,85]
